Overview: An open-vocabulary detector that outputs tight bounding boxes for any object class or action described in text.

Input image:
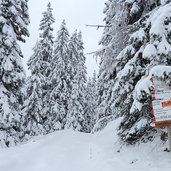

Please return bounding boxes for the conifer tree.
[65,31,87,132]
[96,0,171,142]
[23,3,55,136]
[96,0,129,123]
[117,1,171,144]
[48,20,70,131]
[84,72,97,132]
[39,3,55,131]
[22,42,45,136]
[39,2,55,78]
[0,0,29,147]
[124,0,161,25]
[65,73,85,131]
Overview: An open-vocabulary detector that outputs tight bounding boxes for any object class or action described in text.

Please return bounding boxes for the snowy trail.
[1,120,171,171]
[0,130,114,171]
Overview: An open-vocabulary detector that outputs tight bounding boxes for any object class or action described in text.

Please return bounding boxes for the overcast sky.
[20,0,106,77]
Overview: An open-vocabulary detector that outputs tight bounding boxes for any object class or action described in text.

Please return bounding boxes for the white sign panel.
[152,100,171,122]
[153,80,171,99]
[152,78,171,126]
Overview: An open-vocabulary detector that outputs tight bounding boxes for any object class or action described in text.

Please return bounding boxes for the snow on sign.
[151,78,171,127]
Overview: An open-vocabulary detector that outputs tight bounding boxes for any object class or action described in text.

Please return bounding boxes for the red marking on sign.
[150,77,171,127]
[161,100,171,107]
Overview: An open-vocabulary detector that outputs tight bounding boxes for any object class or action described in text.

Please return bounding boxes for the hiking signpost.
[151,77,171,151]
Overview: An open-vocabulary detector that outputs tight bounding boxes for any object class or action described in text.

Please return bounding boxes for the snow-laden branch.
[131,65,171,113]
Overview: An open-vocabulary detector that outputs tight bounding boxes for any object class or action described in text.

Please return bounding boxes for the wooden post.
[167,126,171,151]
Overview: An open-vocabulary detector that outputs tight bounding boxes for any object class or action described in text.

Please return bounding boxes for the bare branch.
[86,24,112,30]
[85,51,97,55]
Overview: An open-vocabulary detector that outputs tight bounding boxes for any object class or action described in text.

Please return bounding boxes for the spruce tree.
[39,2,55,77]
[0,0,29,147]
[22,42,45,136]
[65,31,87,132]
[65,73,85,131]
[96,0,170,142]
[96,0,129,124]
[97,0,171,143]
[39,3,55,133]
[124,0,161,24]
[49,20,70,131]
[84,72,97,132]
[117,1,171,144]
[22,2,55,136]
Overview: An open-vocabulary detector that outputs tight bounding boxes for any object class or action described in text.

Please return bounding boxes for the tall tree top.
[54,20,69,54]
[39,2,55,39]
[57,20,70,39]
[69,30,78,55]
[77,31,84,51]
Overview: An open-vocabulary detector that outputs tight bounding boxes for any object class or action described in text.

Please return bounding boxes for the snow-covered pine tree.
[65,74,85,131]
[39,2,55,77]
[22,3,55,136]
[124,0,161,25]
[67,30,78,82]
[22,42,45,136]
[38,2,55,133]
[48,20,70,131]
[96,0,130,128]
[0,0,29,147]
[111,1,171,144]
[96,0,171,140]
[77,32,88,126]
[84,72,98,133]
[65,31,87,132]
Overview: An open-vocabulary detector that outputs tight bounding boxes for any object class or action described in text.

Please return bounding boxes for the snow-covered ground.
[0,118,171,171]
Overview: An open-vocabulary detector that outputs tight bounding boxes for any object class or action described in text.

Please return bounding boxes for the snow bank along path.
[0,118,171,171]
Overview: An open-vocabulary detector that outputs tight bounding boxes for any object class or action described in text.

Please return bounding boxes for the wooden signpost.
[151,77,171,151]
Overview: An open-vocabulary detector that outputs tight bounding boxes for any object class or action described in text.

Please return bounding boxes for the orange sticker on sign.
[154,120,171,128]
[162,100,171,107]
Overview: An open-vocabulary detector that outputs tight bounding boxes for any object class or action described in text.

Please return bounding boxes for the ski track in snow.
[0,119,171,171]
